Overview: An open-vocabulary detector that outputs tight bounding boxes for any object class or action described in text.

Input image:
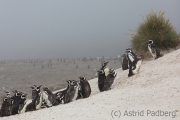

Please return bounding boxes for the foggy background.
[0,0,179,60]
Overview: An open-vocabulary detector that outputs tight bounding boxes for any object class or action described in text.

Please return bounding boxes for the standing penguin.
[148,40,163,59]
[97,70,106,92]
[0,97,12,117]
[64,80,79,104]
[79,76,91,98]
[126,48,139,77]
[25,85,42,112]
[54,90,66,104]
[42,87,59,107]
[121,54,129,70]
[102,69,117,91]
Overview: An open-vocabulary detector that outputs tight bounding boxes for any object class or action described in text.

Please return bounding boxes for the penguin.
[54,89,66,104]
[0,97,12,117]
[4,90,14,106]
[4,90,27,115]
[69,80,80,101]
[64,80,79,104]
[25,85,42,112]
[126,48,138,77]
[97,70,106,92]
[148,40,163,59]
[102,68,117,91]
[17,94,27,114]
[34,85,43,110]
[11,90,22,104]
[78,76,91,98]
[121,54,129,70]
[11,91,27,115]
[42,87,59,107]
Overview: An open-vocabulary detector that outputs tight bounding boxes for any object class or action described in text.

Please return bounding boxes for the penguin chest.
[127,53,135,62]
[42,91,52,107]
[148,45,156,58]
[104,67,109,76]
[72,87,78,102]
[81,82,91,97]
[35,93,43,110]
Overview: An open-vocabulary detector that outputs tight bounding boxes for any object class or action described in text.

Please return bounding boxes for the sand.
[1,49,180,120]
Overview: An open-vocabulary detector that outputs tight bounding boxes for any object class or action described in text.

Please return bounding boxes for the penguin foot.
[128,73,134,77]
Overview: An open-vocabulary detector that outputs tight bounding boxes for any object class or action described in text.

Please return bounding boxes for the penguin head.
[102,61,108,67]
[67,80,78,86]
[12,90,22,97]
[43,86,49,91]
[148,40,153,44]
[3,97,8,102]
[126,48,132,53]
[31,85,37,91]
[70,80,78,86]
[4,90,11,98]
[66,80,71,84]
[21,94,27,100]
[79,76,86,81]
[31,85,41,92]
[36,85,42,92]
[3,97,12,105]
[15,92,21,97]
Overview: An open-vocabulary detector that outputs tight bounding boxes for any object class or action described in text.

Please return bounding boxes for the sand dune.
[1,49,180,120]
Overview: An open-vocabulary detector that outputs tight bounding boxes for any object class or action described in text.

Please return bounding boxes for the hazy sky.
[0,0,179,60]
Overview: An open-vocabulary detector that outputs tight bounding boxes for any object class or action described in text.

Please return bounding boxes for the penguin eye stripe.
[21,96,25,99]
[16,93,21,96]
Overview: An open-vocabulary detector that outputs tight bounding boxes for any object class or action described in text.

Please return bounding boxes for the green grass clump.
[131,10,179,54]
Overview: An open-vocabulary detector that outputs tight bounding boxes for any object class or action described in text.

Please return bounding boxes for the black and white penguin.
[71,80,81,101]
[121,54,129,70]
[97,70,106,92]
[17,94,27,114]
[126,48,142,77]
[97,61,110,92]
[42,87,59,107]
[4,90,14,106]
[126,48,137,77]
[11,90,22,104]
[25,85,42,112]
[4,90,27,115]
[34,85,43,110]
[54,89,66,104]
[11,90,27,115]
[64,80,79,104]
[102,69,117,91]
[148,40,163,59]
[0,97,12,117]
[79,76,91,98]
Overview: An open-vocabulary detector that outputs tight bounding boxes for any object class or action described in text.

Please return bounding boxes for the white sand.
[1,49,180,120]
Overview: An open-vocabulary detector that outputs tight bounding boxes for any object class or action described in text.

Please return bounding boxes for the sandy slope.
[1,49,180,120]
